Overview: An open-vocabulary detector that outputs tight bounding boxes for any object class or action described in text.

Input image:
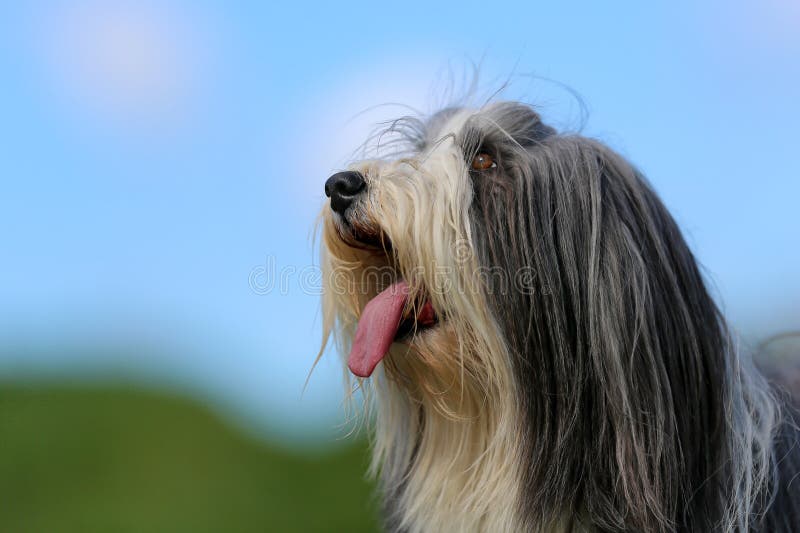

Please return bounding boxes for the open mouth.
[337,217,440,377]
[348,280,438,378]
[333,213,392,252]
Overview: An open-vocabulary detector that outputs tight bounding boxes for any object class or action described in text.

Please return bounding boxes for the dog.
[318,101,800,532]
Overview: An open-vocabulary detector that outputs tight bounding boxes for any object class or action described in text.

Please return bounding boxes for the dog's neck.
[372,341,538,533]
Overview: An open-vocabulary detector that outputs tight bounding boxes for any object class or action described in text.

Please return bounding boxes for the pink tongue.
[348,281,410,377]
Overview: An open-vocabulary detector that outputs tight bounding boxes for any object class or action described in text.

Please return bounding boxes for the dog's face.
[320,103,556,411]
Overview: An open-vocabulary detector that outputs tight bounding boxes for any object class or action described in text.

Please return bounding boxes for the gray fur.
[454,102,799,531]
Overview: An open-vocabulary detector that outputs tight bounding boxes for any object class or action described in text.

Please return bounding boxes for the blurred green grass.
[0,384,379,532]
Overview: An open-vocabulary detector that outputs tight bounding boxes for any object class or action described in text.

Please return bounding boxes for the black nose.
[325,171,366,215]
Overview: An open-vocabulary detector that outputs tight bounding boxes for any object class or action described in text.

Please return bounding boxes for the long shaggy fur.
[318,101,800,532]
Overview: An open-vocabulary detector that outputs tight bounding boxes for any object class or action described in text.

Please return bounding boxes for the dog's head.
[318,101,775,531]
[319,103,554,410]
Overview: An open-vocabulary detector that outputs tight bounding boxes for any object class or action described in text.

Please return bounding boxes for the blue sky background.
[1,0,798,445]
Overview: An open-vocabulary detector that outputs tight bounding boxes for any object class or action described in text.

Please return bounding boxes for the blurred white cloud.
[292,55,518,202]
[32,1,216,130]
[295,59,436,199]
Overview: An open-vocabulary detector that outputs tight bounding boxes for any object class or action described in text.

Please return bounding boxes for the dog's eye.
[471,153,496,171]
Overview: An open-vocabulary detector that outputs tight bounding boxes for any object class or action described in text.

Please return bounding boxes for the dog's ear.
[571,142,735,528]
[472,135,736,529]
